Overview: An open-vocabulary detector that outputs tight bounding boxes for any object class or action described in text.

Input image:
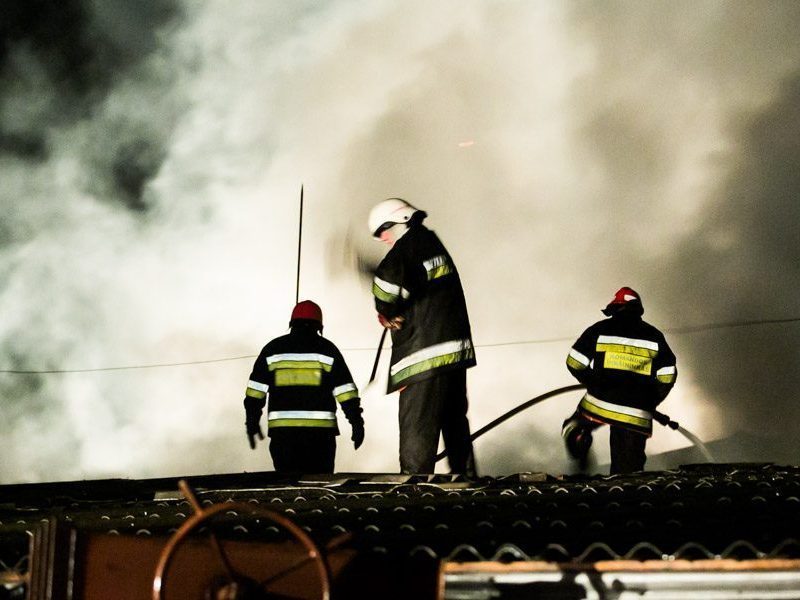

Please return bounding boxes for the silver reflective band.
[596,335,659,352]
[390,339,473,376]
[267,411,336,421]
[423,255,448,271]
[247,380,269,393]
[584,393,653,420]
[333,383,357,396]
[657,366,676,376]
[568,348,590,367]
[266,353,334,366]
[373,276,410,299]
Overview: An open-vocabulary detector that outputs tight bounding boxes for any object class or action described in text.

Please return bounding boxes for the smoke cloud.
[1,1,799,483]
[663,72,800,442]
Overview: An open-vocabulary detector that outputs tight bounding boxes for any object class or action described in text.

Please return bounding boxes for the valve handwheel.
[153,480,341,600]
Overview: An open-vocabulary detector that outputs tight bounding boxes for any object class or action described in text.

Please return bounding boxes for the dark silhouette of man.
[368,198,476,476]
[563,287,677,474]
[243,300,364,473]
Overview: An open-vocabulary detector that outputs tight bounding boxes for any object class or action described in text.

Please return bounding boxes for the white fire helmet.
[368,198,420,238]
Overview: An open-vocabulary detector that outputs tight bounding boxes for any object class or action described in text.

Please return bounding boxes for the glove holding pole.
[377,313,404,331]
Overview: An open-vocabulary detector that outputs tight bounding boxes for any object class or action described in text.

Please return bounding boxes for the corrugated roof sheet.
[2,463,799,566]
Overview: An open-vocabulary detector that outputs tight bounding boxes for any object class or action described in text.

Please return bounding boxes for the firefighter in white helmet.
[368,198,477,476]
[562,287,677,474]
[243,300,365,474]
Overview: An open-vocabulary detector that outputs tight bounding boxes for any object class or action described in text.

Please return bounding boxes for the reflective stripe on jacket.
[579,392,654,436]
[373,224,475,392]
[267,410,337,428]
[566,314,677,436]
[245,328,361,433]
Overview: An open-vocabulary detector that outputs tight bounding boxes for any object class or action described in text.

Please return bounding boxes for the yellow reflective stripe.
[267,352,334,363]
[657,366,676,383]
[566,355,587,371]
[372,276,409,304]
[268,409,336,428]
[268,419,337,428]
[423,255,453,280]
[428,265,452,280]
[335,390,358,403]
[390,340,475,384]
[268,360,332,372]
[391,339,472,375]
[247,379,268,398]
[333,383,356,395]
[568,348,590,366]
[333,382,359,403]
[580,395,651,429]
[372,282,397,303]
[596,343,657,358]
[274,369,322,386]
[391,354,453,384]
[248,380,268,392]
[603,352,653,375]
[597,335,659,352]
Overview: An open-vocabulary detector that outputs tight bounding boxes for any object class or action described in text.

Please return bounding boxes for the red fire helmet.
[608,287,640,305]
[290,300,323,326]
[603,286,643,316]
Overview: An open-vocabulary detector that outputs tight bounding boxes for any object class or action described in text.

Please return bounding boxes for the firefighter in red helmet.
[562,287,677,474]
[368,198,477,477]
[243,300,365,474]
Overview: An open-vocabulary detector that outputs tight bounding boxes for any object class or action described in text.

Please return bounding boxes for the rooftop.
[2,463,799,598]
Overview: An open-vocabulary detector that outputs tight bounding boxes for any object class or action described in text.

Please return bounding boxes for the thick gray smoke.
[663,73,800,454]
[334,2,800,468]
[1,1,799,483]
[0,0,188,481]
[563,1,800,463]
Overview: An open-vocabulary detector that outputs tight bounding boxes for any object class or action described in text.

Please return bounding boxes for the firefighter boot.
[562,416,593,471]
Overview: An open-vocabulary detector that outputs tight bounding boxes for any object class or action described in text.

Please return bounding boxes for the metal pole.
[369,329,388,384]
[295,185,304,305]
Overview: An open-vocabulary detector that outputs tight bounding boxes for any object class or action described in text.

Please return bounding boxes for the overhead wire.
[0,316,797,375]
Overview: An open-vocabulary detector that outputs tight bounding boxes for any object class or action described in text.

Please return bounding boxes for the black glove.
[246,421,265,449]
[243,397,266,449]
[351,421,365,450]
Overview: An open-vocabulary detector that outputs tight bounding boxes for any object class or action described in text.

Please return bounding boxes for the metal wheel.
[152,481,339,600]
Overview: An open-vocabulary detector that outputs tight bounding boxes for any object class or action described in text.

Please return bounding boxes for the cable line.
[0,316,797,375]
[0,356,256,375]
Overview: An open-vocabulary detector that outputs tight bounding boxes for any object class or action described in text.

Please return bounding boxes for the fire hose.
[363,333,689,463]
[434,384,680,463]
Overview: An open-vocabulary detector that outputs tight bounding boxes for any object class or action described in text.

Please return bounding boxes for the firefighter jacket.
[243,326,363,435]
[373,223,476,393]
[566,314,677,436]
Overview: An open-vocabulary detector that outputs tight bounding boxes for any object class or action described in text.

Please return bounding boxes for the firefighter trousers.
[608,425,647,474]
[398,368,476,476]
[269,429,336,474]
[567,411,647,474]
